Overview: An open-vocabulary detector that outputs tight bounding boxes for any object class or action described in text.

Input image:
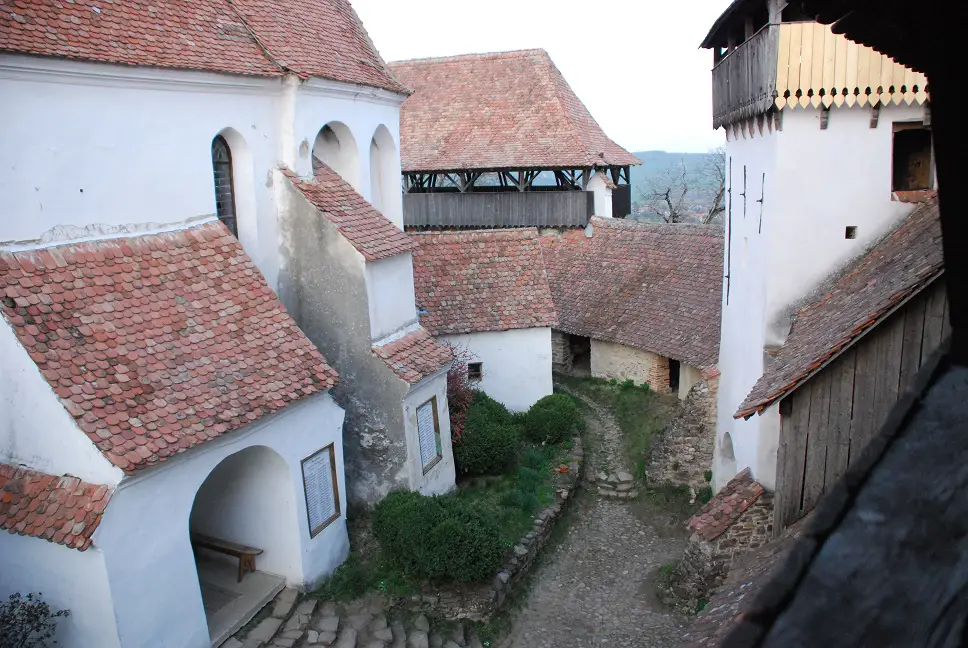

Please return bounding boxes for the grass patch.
[643,482,699,518]
[310,551,419,602]
[556,374,677,478]
[455,442,564,545]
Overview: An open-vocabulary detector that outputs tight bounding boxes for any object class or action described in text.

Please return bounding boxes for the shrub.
[0,593,70,648]
[453,392,520,475]
[521,394,583,444]
[445,344,477,441]
[372,491,504,583]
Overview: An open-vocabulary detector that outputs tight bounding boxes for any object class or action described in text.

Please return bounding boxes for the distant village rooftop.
[389,49,640,172]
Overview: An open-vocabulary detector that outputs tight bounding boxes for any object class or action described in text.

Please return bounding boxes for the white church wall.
[713,102,923,491]
[401,371,456,496]
[94,392,348,648]
[0,535,120,648]
[364,253,418,341]
[0,319,123,485]
[443,328,554,412]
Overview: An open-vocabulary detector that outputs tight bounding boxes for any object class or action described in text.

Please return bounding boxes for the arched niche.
[313,122,360,191]
[369,124,402,227]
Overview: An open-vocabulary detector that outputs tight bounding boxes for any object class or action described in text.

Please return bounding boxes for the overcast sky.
[352,0,730,154]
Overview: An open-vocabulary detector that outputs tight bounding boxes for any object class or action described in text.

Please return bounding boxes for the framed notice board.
[301,443,340,537]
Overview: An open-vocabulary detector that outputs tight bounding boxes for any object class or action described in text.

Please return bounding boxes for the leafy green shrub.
[453,421,520,475]
[453,392,520,475]
[521,394,583,444]
[697,485,713,504]
[372,491,504,583]
[704,470,713,483]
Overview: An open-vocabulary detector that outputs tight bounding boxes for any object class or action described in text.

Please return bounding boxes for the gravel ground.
[499,387,688,648]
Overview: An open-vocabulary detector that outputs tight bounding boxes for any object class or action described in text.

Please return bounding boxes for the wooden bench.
[191,533,263,583]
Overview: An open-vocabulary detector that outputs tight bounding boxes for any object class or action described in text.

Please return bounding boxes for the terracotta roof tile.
[284,166,416,262]
[0,222,338,474]
[736,199,943,418]
[390,49,640,171]
[410,228,558,335]
[0,464,111,551]
[0,0,405,93]
[230,0,407,92]
[373,327,453,385]
[687,468,764,542]
[540,218,723,367]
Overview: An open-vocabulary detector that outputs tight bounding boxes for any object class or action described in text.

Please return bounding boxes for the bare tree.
[636,146,726,225]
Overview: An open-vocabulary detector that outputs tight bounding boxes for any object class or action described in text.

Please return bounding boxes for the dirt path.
[499,388,687,648]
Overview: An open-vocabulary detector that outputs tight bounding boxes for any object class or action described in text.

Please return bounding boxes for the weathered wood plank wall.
[712,24,779,129]
[774,280,948,533]
[404,191,593,229]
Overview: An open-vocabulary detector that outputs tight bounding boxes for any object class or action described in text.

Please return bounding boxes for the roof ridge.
[390,48,548,67]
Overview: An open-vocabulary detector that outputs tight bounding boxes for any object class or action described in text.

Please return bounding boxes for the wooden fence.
[403,191,593,229]
[774,280,949,532]
[712,24,779,129]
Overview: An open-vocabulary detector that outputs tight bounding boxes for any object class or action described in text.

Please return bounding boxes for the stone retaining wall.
[648,377,718,492]
[395,437,586,622]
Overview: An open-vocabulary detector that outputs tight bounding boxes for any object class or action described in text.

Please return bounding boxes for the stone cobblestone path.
[498,384,687,648]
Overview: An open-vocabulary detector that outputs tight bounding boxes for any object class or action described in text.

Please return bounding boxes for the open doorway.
[565,334,591,376]
[190,446,300,646]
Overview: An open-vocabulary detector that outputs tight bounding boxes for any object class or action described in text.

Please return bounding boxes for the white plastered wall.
[0,319,123,485]
[0,535,121,648]
[401,370,456,496]
[363,253,418,341]
[94,392,348,648]
[587,173,613,218]
[442,328,553,412]
[714,102,922,491]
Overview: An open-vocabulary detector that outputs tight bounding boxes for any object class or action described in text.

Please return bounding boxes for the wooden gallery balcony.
[403,190,594,229]
[711,21,928,129]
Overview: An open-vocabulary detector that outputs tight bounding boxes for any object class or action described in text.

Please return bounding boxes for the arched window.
[211,135,237,236]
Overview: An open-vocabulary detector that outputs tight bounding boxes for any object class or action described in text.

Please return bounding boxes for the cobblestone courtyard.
[499,385,688,648]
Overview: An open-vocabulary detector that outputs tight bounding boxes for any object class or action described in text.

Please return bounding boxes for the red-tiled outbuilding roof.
[687,468,765,542]
[0,464,111,551]
[539,218,723,368]
[0,0,406,93]
[373,327,453,385]
[0,222,338,474]
[410,228,558,335]
[284,166,416,262]
[736,199,943,418]
[390,49,640,172]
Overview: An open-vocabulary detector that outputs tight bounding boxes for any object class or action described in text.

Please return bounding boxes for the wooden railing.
[712,24,779,129]
[404,191,594,229]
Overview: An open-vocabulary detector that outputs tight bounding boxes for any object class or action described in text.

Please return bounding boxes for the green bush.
[521,394,583,444]
[372,491,504,583]
[453,393,520,475]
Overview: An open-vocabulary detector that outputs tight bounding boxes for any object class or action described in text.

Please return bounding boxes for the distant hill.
[628,150,720,222]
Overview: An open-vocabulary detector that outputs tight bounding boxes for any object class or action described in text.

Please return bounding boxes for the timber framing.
[404,165,630,193]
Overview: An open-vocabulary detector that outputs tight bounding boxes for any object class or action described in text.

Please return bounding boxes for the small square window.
[845,226,857,239]
[892,122,933,191]
[467,362,483,382]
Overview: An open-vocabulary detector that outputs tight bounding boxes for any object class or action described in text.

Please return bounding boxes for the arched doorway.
[189,446,301,645]
[369,124,401,226]
[312,122,359,190]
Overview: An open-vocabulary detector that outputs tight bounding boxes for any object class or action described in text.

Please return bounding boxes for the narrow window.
[467,362,483,382]
[845,226,858,239]
[892,123,933,191]
[416,397,442,473]
[211,135,238,236]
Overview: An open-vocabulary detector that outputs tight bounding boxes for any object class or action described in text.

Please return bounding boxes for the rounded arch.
[189,445,302,585]
[718,431,737,483]
[212,127,258,251]
[369,124,402,227]
[313,122,360,191]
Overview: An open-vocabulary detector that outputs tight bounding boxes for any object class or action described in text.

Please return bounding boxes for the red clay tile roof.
[735,199,943,419]
[0,0,405,93]
[284,166,416,262]
[373,327,453,385]
[687,468,765,542]
[0,464,111,551]
[0,222,338,474]
[390,49,640,172]
[539,218,723,368]
[410,228,558,335]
